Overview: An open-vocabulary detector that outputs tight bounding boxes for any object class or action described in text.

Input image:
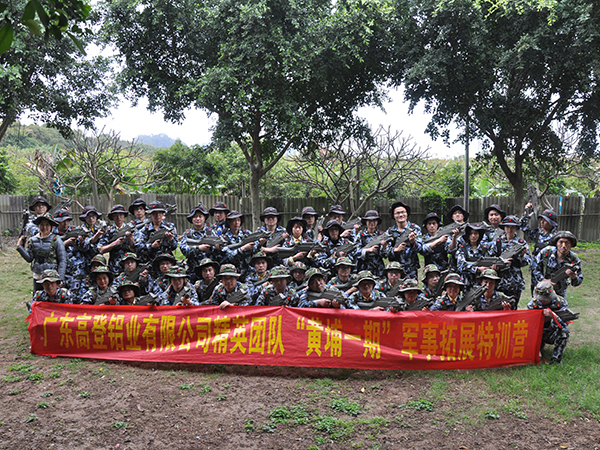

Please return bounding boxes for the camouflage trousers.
[541,327,569,363]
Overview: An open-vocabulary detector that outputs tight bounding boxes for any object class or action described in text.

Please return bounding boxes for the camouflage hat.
[464,222,486,241]
[383,261,405,275]
[422,212,442,226]
[209,201,230,215]
[389,200,411,217]
[499,215,520,228]
[107,204,128,220]
[119,252,141,266]
[226,210,244,225]
[484,204,507,220]
[335,256,355,268]
[90,266,114,284]
[269,266,291,280]
[328,205,346,216]
[447,205,469,222]
[33,213,58,227]
[361,210,382,226]
[399,278,423,293]
[421,264,441,282]
[301,206,318,217]
[286,216,307,235]
[217,264,240,277]
[53,209,72,223]
[117,280,140,297]
[187,204,209,223]
[194,258,220,277]
[250,251,272,267]
[478,268,500,281]
[534,280,558,303]
[152,253,177,273]
[322,219,343,236]
[305,267,325,285]
[289,261,308,273]
[29,195,52,211]
[128,197,147,214]
[550,231,577,248]
[90,254,108,267]
[165,266,189,278]
[146,200,167,214]
[540,209,558,228]
[354,270,377,287]
[444,273,465,287]
[260,206,281,221]
[39,269,61,283]
[79,205,102,220]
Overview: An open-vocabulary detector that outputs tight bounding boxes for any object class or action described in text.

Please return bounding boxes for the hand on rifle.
[394,242,407,253]
[408,232,416,245]
[165,231,174,242]
[140,269,149,281]
[17,235,26,247]
[566,268,577,280]
[219,300,234,310]
[63,237,76,248]
[176,295,192,306]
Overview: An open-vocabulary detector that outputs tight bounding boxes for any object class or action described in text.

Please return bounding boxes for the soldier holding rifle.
[385,201,422,279]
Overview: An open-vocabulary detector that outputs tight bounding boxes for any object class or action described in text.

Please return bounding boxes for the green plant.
[2,375,21,383]
[37,401,49,409]
[313,415,355,440]
[9,389,21,395]
[27,372,44,382]
[179,383,194,390]
[41,392,53,398]
[291,405,309,425]
[331,398,361,416]
[114,421,128,429]
[23,414,37,423]
[200,385,212,394]
[217,394,227,401]
[244,418,254,434]
[484,410,500,420]
[401,399,434,412]
[260,423,277,433]
[79,392,90,398]
[9,363,33,374]
[269,406,291,424]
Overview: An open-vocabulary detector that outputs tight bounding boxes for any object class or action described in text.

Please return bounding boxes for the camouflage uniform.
[429,292,464,311]
[532,246,583,299]
[222,228,254,277]
[135,220,178,263]
[255,285,298,306]
[32,287,74,305]
[355,229,386,277]
[179,225,216,277]
[385,222,422,279]
[194,278,220,303]
[297,285,357,309]
[98,224,134,274]
[327,274,359,292]
[159,284,199,306]
[208,281,252,306]
[456,242,492,290]
[493,234,532,306]
[317,235,354,271]
[17,224,67,288]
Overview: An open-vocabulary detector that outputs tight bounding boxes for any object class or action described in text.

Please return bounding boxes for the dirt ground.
[1,345,600,450]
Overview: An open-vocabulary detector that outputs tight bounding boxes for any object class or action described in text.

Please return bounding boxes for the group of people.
[17,195,583,363]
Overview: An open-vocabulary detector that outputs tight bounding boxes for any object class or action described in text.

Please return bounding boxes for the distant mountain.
[136,134,180,148]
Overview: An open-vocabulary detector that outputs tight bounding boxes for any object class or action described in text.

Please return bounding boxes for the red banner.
[28,302,544,370]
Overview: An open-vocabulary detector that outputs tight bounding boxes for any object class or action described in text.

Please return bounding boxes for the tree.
[279,126,433,216]
[398,0,600,212]
[104,0,395,228]
[0,1,115,144]
[0,148,16,192]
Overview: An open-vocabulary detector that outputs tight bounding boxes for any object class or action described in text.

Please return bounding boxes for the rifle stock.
[456,284,487,311]
[357,297,399,310]
[404,297,433,311]
[224,230,270,251]
[186,235,227,248]
[60,228,90,241]
[306,289,348,306]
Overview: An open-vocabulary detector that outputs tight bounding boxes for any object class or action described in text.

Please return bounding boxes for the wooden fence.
[0,193,596,241]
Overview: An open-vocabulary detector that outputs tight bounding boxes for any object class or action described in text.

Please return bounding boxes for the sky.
[93,86,469,159]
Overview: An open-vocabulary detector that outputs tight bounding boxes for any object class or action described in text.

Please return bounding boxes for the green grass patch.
[401,399,434,411]
[313,415,355,440]
[330,397,361,416]
[269,406,291,423]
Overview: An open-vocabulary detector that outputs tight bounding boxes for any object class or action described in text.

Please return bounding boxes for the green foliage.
[401,399,434,412]
[313,415,355,440]
[37,401,49,409]
[330,398,361,416]
[484,410,500,420]
[244,418,254,433]
[268,406,291,424]
[0,149,16,193]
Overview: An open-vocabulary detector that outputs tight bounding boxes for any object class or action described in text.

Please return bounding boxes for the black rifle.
[333,278,357,293]
[276,241,327,258]
[483,296,514,311]
[333,242,358,257]
[456,284,487,311]
[404,297,434,311]
[252,272,271,287]
[527,182,540,230]
[226,289,248,305]
[474,241,529,270]
[224,229,271,251]
[171,285,195,305]
[386,279,405,298]
[107,224,136,245]
[550,263,581,285]
[49,197,73,216]
[19,210,29,237]
[264,230,286,248]
[362,232,394,250]
[315,216,326,233]
[126,263,152,283]
[266,292,288,306]
[306,289,348,307]
[96,286,118,305]
[432,270,449,298]
[544,308,580,326]
[136,293,159,306]
[391,229,412,248]
[357,297,400,310]
[148,227,175,244]
[423,222,467,244]
[186,235,227,248]
[199,279,219,303]
[342,217,361,230]
[60,228,90,241]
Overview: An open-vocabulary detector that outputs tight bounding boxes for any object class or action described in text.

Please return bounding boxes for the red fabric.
[28,302,543,370]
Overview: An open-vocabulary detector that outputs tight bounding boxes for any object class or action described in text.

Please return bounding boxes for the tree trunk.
[250,168,262,231]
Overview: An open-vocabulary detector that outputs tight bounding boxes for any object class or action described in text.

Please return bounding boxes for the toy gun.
[186,235,227,248]
[172,285,194,305]
[96,286,118,305]
[60,228,90,241]
[550,262,581,288]
[263,230,286,248]
[545,308,580,326]
[432,270,449,299]
[423,222,467,244]
[276,241,327,258]
[527,182,540,230]
[126,263,152,283]
[315,215,326,233]
[483,296,514,311]
[333,242,358,257]
[225,289,248,305]
[252,273,271,287]
[306,289,348,307]
[266,292,288,306]
[404,297,434,311]
[333,278,357,293]
[391,228,412,248]
[136,293,159,306]
[362,232,394,251]
[148,227,175,244]
[224,229,271,252]
[357,297,400,310]
[49,197,73,216]
[19,210,30,237]
[199,279,219,303]
[474,241,528,270]
[386,280,405,298]
[342,217,361,230]
[107,224,136,245]
[456,284,487,311]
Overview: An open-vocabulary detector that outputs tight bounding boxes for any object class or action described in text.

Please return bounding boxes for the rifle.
[226,289,249,305]
[107,224,136,245]
[550,263,581,285]
[483,296,514,311]
[527,182,540,230]
[333,278,357,293]
[126,263,152,283]
[387,279,405,298]
[136,293,159,306]
[19,210,30,237]
[432,270,449,298]
[224,229,271,252]
[544,308,580,326]
[276,241,327,258]
[199,278,219,303]
[49,197,73,216]
[391,229,412,248]
[342,217,361,231]
[253,273,271,287]
[455,284,487,311]
[171,285,194,305]
[357,297,400,310]
[362,232,394,251]
[186,235,227,248]
[263,230,286,248]
[266,292,288,306]
[306,289,348,306]
[148,227,175,244]
[423,222,466,244]
[60,228,90,241]
[404,297,434,311]
[333,242,358,257]
[315,216,326,233]
[96,286,118,305]
[473,241,529,270]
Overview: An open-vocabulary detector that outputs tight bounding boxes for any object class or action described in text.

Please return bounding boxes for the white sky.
[92,86,468,158]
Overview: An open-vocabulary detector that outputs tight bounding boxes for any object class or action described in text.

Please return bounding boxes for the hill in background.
[136,133,180,148]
